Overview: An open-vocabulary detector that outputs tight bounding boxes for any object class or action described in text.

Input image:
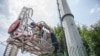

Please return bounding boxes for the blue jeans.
[51,33,59,53]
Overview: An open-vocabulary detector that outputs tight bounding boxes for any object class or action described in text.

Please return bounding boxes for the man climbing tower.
[30,21,59,53]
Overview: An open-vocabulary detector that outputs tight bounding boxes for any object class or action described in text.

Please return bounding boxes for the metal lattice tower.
[3,7,54,56]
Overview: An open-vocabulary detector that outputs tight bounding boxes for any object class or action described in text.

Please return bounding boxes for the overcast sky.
[0,0,100,56]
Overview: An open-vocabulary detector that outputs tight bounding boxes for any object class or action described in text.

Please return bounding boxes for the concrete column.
[58,0,87,56]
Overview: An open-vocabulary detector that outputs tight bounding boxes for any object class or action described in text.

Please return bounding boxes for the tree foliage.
[77,20,100,56]
[53,24,65,56]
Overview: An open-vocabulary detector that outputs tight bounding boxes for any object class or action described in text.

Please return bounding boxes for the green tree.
[77,20,100,56]
[53,24,65,56]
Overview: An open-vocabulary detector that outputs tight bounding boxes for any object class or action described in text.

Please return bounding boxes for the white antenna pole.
[58,0,87,56]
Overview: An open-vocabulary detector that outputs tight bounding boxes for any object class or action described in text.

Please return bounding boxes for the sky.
[0,0,100,56]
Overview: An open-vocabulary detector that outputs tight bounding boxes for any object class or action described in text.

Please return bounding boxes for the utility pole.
[58,0,87,56]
